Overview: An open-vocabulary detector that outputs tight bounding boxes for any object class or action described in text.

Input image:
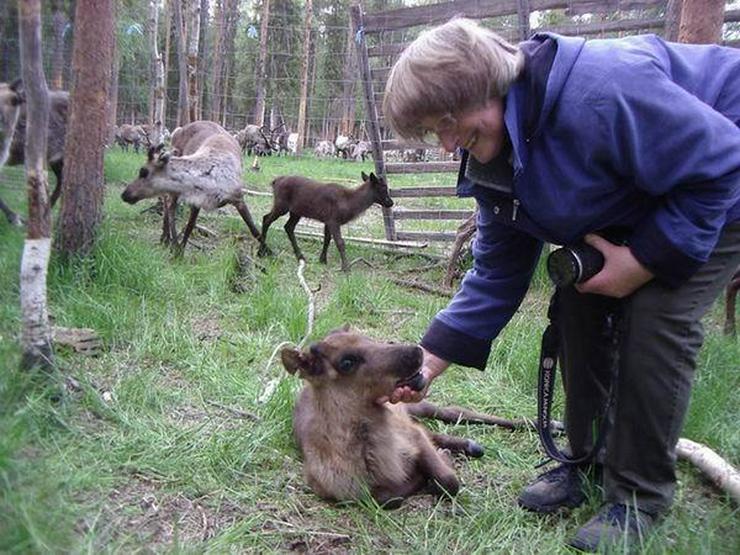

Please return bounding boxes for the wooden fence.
[350,0,740,244]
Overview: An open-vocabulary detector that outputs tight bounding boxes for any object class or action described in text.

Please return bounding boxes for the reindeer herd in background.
[0,79,392,272]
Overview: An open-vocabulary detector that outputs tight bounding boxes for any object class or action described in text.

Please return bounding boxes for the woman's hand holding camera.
[576,234,654,298]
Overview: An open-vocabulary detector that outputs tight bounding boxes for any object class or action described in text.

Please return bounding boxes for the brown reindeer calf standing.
[121,120,262,254]
[281,328,516,508]
[258,172,393,271]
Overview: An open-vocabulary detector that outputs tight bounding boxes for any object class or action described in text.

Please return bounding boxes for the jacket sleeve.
[421,197,542,370]
[592,61,740,287]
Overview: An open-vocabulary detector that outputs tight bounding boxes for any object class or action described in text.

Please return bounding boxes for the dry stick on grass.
[390,278,453,298]
[676,438,740,503]
[444,209,478,288]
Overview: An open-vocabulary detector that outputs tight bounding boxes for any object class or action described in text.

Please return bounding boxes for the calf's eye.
[139,167,149,179]
[338,356,357,373]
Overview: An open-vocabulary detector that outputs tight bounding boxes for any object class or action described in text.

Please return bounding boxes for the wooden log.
[676,438,740,503]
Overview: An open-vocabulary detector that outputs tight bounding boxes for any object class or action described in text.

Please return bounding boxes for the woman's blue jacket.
[421,33,740,370]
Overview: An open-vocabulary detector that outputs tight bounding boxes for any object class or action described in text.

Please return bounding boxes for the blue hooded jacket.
[421,33,740,370]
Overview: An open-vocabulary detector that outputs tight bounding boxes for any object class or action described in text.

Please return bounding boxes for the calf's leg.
[174,205,200,256]
[233,200,262,240]
[327,222,348,271]
[284,213,304,261]
[49,160,63,207]
[319,225,331,264]
[258,208,284,257]
[0,196,23,226]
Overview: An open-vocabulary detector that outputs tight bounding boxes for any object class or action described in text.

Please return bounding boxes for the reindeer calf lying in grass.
[282,328,506,508]
[258,172,393,271]
[121,120,261,254]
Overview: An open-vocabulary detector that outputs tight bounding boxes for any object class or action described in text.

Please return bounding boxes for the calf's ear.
[280,347,323,377]
[361,171,369,181]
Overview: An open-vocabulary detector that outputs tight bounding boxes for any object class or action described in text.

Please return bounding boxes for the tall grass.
[0,150,738,553]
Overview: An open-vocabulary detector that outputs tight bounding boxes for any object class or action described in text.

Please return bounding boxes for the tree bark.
[219,0,239,127]
[253,0,271,127]
[295,0,313,153]
[50,0,69,90]
[340,19,357,136]
[197,0,209,120]
[173,0,189,126]
[18,0,53,370]
[56,0,114,258]
[208,0,225,121]
[148,0,165,127]
[677,0,724,44]
[186,0,201,123]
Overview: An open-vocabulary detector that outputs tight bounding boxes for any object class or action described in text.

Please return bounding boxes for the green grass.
[1,149,738,553]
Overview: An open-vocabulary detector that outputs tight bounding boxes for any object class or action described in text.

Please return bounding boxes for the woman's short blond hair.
[383,18,524,140]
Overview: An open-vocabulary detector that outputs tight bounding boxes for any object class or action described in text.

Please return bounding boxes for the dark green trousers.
[558,222,740,515]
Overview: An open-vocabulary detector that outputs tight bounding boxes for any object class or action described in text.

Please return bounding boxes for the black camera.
[547,243,604,287]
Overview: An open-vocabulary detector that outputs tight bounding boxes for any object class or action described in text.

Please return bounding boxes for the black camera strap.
[536,290,621,465]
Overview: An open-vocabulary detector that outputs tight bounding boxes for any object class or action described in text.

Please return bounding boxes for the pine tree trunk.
[253,0,271,126]
[219,0,239,127]
[678,0,724,44]
[56,0,114,258]
[295,0,312,153]
[18,0,53,371]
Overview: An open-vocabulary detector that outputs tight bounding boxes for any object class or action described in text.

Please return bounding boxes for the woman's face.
[419,98,506,164]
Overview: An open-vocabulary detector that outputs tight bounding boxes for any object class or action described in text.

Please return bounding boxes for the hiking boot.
[568,502,657,552]
[518,463,589,513]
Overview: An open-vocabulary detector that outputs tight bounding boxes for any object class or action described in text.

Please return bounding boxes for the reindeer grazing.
[121,120,261,254]
[281,327,506,508]
[258,172,393,271]
[0,79,68,225]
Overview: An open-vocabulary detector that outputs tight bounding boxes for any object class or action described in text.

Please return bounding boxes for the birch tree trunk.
[678,0,724,44]
[186,0,201,123]
[18,0,53,371]
[148,0,165,127]
[340,19,357,136]
[56,0,114,258]
[252,0,271,127]
[173,0,189,126]
[108,0,119,143]
[295,0,312,153]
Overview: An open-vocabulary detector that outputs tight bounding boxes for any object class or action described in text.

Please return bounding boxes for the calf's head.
[361,171,393,209]
[121,144,171,204]
[281,327,425,401]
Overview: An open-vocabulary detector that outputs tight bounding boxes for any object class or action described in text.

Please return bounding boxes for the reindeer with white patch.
[121,120,262,254]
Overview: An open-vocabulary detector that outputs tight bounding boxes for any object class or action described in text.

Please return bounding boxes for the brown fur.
[121,120,261,254]
[259,172,393,271]
[281,328,489,508]
[0,80,67,224]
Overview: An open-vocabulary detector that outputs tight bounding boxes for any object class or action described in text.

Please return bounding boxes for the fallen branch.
[206,400,260,421]
[677,437,740,503]
[390,278,453,298]
[444,209,477,288]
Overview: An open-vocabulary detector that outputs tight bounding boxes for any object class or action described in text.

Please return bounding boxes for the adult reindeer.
[121,120,262,255]
[258,172,393,271]
[0,79,68,225]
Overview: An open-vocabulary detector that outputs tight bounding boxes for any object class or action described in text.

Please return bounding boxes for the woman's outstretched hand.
[376,348,450,405]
